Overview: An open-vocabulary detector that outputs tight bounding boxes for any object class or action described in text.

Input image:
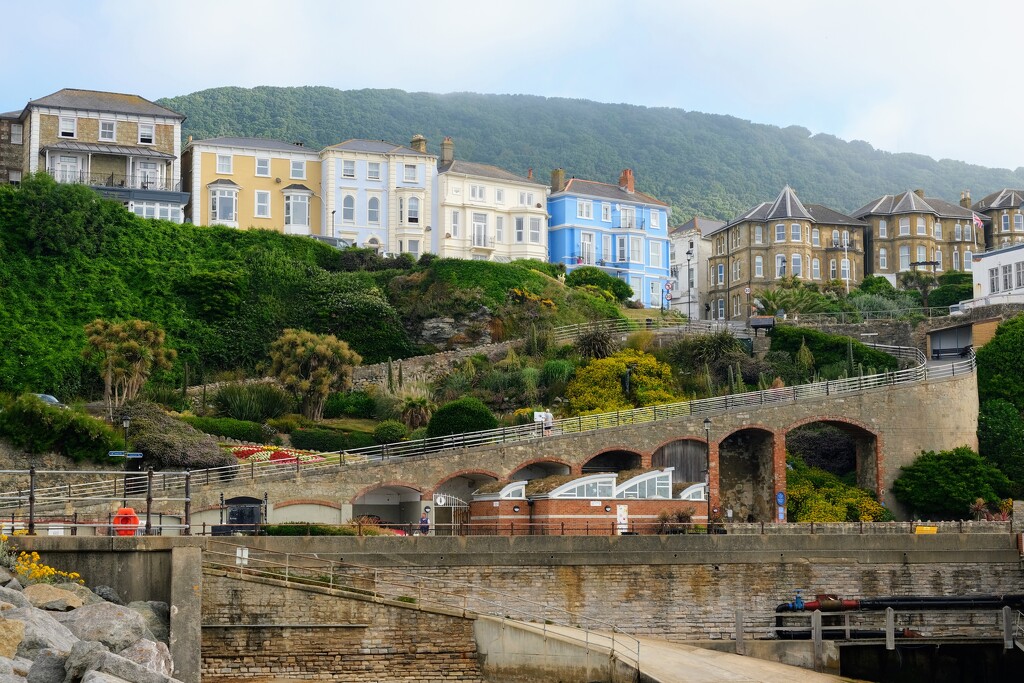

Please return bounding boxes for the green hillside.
[0,176,614,399]
[159,86,1024,220]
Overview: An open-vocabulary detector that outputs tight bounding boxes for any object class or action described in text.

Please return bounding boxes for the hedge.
[290,428,375,452]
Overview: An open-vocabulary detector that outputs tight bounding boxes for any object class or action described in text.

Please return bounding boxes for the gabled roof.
[853,190,978,220]
[323,138,434,157]
[670,216,725,236]
[805,204,868,227]
[715,187,857,235]
[282,183,312,192]
[25,88,184,120]
[438,159,544,186]
[554,178,668,207]
[188,137,319,153]
[206,178,240,188]
[973,188,1024,212]
[765,185,813,221]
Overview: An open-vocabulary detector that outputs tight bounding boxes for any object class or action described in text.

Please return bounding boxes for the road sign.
[744,287,751,294]
[107,451,126,457]
[125,452,144,459]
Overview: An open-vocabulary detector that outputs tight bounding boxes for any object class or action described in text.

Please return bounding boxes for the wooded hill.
[159,86,1024,221]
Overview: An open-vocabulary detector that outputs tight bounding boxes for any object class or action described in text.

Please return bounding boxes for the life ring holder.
[112,507,140,536]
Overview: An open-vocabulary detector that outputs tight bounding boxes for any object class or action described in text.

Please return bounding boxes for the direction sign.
[107,451,126,457]
[125,452,144,459]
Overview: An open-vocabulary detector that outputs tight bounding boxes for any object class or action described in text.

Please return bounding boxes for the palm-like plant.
[400,396,434,430]
[574,328,617,359]
[754,287,830,317]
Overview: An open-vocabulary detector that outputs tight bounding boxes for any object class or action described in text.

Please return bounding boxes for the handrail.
[202,539,641,669]
[550,317,748,344]
[0,344,974,511]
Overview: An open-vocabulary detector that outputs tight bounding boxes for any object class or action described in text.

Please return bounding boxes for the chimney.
[440,136,454,164]
[551,168,566,193]
[293,141,304,147]
[619,169,635,193]
[410,134,427,153]
[187,135,192,143]
[527,168,533,180]
[914,188,924,198]
[960,190,972,208]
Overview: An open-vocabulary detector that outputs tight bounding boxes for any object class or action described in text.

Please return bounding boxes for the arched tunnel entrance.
[581,450,642,473]
[785,420,880,493]
[510,460,572,482]
[351,485,423,531]
[718,428,776,523]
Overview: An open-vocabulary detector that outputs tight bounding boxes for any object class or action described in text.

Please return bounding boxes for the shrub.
[0,394,120,462]
[408,427,428,441]
[574,327,618,359]
[893,446,1011,518]
[141,385,189,412]
[977,314,1024,410]
[180,416,274,444]
[786,455,892,522]
[373,420,407,444]
[290,428,375,452]
[213,382,294,422]
[261,522,397,537]
[426,397,499,437]
[769,326,897,373]
[323,390,375,419]
[265,413,311,434]
[565,266,633,301]
[121,402,237,470]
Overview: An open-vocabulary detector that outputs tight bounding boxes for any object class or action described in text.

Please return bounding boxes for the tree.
[565,349,675,415]
[400,396,434,430]
[976,314,1024,410]
[82,319,177,419]
[268,329,362,422]
[897,269,939,308]
[977,399,1024,490]
[754,287,831,317]
[564,266,633,302]
[426,397,498,437]
[856,275,899,299]
[892,447,1010,519]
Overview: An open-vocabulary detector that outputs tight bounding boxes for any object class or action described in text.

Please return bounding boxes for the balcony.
[47,168,182,192]
[472,235,495,249]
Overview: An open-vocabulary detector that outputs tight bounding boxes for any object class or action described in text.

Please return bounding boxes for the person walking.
[419,513,430,536]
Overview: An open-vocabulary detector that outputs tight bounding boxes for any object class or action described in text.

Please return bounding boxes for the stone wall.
[201,570,482,682]
[788,319,915,348]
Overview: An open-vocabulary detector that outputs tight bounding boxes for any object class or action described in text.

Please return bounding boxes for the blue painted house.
[548,168,672,308]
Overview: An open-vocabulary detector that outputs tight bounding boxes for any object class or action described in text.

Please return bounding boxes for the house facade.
[181,137,322,235]
[547,168,671,308]
[434,137,548,261]
[970,188,1022,251]
[320,136,435,259]
[705,186,867,321]
[853,189,982,281]
[668,217,719,319]
[4,88,188,221]
[0,111,23,185]
[969,242,1024,304]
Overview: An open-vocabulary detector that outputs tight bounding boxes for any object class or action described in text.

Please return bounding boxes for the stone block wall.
[201,571,483,682]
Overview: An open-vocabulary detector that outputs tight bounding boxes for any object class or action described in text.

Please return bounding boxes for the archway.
[510,459,572,481]
[785,419,880,493]
[351,485,422,529]
[718,428,776,522]
[581,450,642,473]
[432,471,500,536]
[652,439,708,484]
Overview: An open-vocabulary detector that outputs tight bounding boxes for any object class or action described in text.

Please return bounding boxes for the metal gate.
[433,493,469,536]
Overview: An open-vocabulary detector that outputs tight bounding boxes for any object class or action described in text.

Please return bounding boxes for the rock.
[2,607,77,660]
[115,641,170,677]
[88,589,121,607]
[26,649,66,683]
[1,602,17,611]
[12,658,32,677]
[0,568,13,584]
[90,652,180,683]
[50,586,102,608]
[54,604,152,653]
[0,588,29,609]
[5,579,23,592]
[62,641,107,683]
[0,616,26,658]
[125,604,167,645]
[0,658,12,675]
[80,672,130,683]
[23,586,82,613]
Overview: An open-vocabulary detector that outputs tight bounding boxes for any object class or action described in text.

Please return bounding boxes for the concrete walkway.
[533,623,854,682]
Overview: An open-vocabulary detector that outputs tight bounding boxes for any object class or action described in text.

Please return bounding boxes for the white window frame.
[470,184,486,201]
[775,223,785,242]
[965,250,973,271]
[403,164,416,182]
[529,217,541,243]
[830,258,837,279]
[917,245,927,263]
[367,196,380,225]
[650,210,660,229]
[791,253,802,278]
[649,240,662,266]
[216,154,232,174]
[496,216,504,242]
[255,157,270,177]
[1016,214,1023,232]
[899,245,910,270]
[879,220,887,238]
[754,255,763,277]
[790,223,801,242]
[514,216,524,242]
[965,225,973,242]
[495,188,504,204]
[407,196,420,224]
[916,217,927,235]
[616,235,627,261]
[59,117,77,138]
[811,228,820,247]
[138,123,155,145]
[577,200,593,220]
[1002,214,1010,232]
[519,191,534,206]
[452,210,461,237]
[934,222,942,239]
[367,162,381,181]
[1016,261,1024,288]
[775,254,786,278]
[841,258,850,281]
[899,217,910,236]
[284,192,310,228]
[290,160,306,180]
[342,194,355,223]
[954,224,962,241]
[99,120,116,142]
[10,123,23,144]
[754,225,763,244]
[879,248,888,270]
[812,258,820,279]
[990,267,1000,293]
[342,160,356,178]
[210,188,237,226]
[935,250,943,271]
[717,299,725,319]
[602,203,611,222]
[254,190,271,218]
[629,236,642,262]
[621,206,636,229]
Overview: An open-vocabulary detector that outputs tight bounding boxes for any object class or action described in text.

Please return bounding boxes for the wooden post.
[885,607,895,650]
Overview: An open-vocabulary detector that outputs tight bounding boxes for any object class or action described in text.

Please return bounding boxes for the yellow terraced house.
[181,137,323,236]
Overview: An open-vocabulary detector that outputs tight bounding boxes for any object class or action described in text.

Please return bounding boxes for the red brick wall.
[469,498,706,535]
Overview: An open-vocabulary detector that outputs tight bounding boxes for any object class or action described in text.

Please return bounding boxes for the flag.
[972,213,983,231]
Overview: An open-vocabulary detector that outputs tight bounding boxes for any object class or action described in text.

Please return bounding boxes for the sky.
[5,0,1022,170]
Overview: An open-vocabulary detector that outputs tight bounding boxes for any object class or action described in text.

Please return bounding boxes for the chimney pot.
[440,136,454,164]
[410,134,427,153]
[914,188,924,198]
[619,169,635,193]
[551,168,566,193]
[960,190,972,208]
[527,168,533,180]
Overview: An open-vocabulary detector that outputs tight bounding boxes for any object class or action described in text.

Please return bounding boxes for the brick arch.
[715,423,777,442]
[426,469,502,498]
[350,481,424,504]
[650,436,713,483]
[508,457,573,478]
[276,499,342,511]
[781,414,885,497]
[782,414,879,437]
[579,447,644,474]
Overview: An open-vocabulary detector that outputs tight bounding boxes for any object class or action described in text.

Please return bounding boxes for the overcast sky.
[6,0,1020,170]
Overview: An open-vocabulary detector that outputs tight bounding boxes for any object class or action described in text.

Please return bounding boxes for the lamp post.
[121,416,131,507]
[703,417,712,528]
[685,248,693,322]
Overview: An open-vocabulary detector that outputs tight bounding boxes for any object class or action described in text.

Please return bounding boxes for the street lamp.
[685,248,694,322]
[121,417,131,507]
[703,417,712,524]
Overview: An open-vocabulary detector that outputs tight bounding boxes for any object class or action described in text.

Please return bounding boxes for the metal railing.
[795,306,955,324]
[46,168,181,192]
[550,317,748,344]
[0,344,974,514]
[203,540,641,669]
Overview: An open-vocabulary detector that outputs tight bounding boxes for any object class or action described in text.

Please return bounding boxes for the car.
[32,393,66,408]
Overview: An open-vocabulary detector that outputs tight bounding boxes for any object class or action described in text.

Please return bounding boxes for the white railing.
[0,344,974,511]
[203,540,641,669]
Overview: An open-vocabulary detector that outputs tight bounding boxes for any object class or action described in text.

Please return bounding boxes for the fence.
[551,317,748,345]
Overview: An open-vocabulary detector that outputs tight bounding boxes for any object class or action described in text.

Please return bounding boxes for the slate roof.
[853,190,978,220]
[0,110,20,120]
[805,204,868,227]
[324,138,434,157]
[282,183,312,191]
[25,89,184,120]
[206,178,240,188]
[670,216,725,236]
[765,186,813,221]
[42,140,175,159]
[972,188,1024,212]
[438,159,544,186]
[189,137,319,153]
[712,187,859,235]
[555,177,668,207]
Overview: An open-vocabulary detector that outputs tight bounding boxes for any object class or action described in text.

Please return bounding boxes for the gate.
[433,493,469,536]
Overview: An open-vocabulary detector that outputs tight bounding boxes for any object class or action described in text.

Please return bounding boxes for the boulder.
[51,586,102,608]
[125,604,167,645]
[3,607,77,660]
[0,658,12,675]
[115,641,170,677]
[88,589,122,607]
[80,673,130,683]
[23,586,82,612]
[54,604,152,653]
[0,567,13,584]
[5,579,23,592]
[0,587,30,609]
[62,641,107,683]
[1,602,17,611]
[12,657,32,677]
[0,616,26,658]
[27,649,67,683]
[89,652,180,683]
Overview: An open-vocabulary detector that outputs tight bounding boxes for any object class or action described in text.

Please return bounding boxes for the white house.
[669,217,718,319]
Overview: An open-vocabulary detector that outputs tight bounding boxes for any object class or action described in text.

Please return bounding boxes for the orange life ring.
[113,507,139,536]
